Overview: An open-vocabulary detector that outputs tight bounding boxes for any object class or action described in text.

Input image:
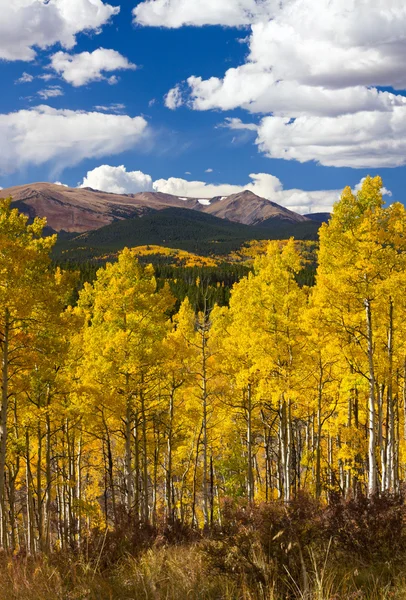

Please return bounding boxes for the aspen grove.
[1,175,406,553]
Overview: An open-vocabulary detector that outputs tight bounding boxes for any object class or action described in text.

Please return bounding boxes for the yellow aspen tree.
[0,198,59,549]
[316,176,406,496]
[77,248,173,522]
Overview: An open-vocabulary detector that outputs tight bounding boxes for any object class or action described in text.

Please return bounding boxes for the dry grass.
[0,544,406,600]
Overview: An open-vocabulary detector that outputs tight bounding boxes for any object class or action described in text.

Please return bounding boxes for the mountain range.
[0,182,323,258]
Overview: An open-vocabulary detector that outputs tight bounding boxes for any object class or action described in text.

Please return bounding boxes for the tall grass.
[2,494,406,600]
[0,544,405,600]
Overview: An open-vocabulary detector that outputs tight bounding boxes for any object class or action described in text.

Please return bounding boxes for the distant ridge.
[304,212,330,223]
[0,182,310,233]
[53,207,321,261]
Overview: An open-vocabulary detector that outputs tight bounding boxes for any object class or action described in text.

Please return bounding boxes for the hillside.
[0,182,311,232]
[54,206,320,261]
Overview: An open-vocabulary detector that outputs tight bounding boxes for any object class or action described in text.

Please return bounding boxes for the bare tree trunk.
[166,389,174,523]
[201,326,209,528]
[37,419,44,551]
[387,299,396,492]
[140,388,149,524]
[125,395,133,512]
[45,402,52,553]
[316,376,323,499]
[365,298,377,497]
[26,430,35,555]
[247,384,254,503]
[0,308,10,549]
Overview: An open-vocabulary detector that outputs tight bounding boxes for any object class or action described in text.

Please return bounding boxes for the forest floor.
[1,543,406,600]
[2,495,406,600]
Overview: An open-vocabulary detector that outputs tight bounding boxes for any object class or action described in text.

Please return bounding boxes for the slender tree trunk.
[125,394,133,512]
[247,384,254,503]
[140,388,149,524]
[134,409,140,520]
[45,402,52,553]
[0,308,10,549]
[316,375,323,499]
[166,388,174,523]
[365,298,377,497]
[387,299,396,492]
[37,419,44,551]
[201,327,209,528]
[26,430,35,555]
[104,418,117,525]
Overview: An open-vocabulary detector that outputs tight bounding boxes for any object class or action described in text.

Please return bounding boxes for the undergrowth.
[2,493,406,600]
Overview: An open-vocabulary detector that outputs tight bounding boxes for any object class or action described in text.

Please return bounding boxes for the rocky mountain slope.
[0,182,309,233]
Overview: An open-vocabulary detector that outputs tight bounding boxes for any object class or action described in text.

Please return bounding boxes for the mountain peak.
[0,182,309,232]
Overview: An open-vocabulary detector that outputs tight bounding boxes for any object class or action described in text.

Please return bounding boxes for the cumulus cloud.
[188,71,406,117]
[0,106,148,174]
[255,109,406,168]
[182,0,406,118]
[133,0,280,27]
[50,48,136,87]
[165,86,183,110]
[144,0,406,168]
[0,0,120,62]
[80,165,153,194]
[78,164,393,214]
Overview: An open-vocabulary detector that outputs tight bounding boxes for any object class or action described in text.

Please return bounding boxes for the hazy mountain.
[304,212,331,223]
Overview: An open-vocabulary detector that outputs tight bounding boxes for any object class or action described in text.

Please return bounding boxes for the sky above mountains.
[0,0,404,214]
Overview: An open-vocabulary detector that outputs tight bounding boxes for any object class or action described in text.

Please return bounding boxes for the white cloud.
[80,165,153,194]
[78,163,391,214]
[50,48,135,87]
[149,0,406,168]
[165,86,183,110]
[221,117,258,131]
[38,86,64,99]
[188,70,406,117]
[54,181,68,187]
[15,72,34,84]
[0,0,120,62]
[0,106,148,174]
[255,109,406,168]
[133,0,280,27]
[205,168,213,173]
[94,103,126,113]
[39,74,55,82]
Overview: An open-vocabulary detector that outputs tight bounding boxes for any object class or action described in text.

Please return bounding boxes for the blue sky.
[0,0,405,214]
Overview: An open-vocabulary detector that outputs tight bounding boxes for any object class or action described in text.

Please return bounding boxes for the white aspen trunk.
[0,308,10,549]
[316,374,323,499]
[125,397,133,512]
[365,298,377,497]
[201,326,209,528]
[166,388,174,523]
[247,384,254,503]
[140,388,149,524]
[387,299,396,492]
